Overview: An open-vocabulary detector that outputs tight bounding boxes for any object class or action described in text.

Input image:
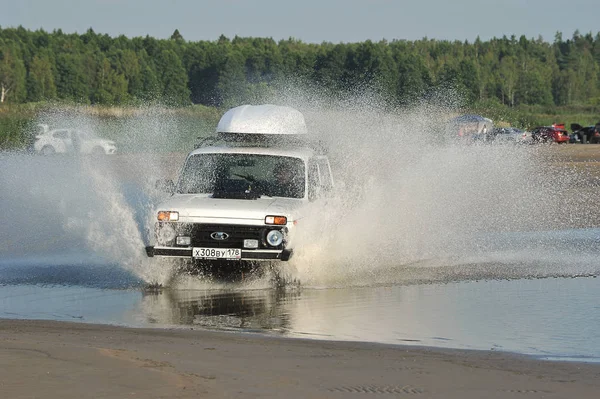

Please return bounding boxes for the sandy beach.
[1,319,599,398]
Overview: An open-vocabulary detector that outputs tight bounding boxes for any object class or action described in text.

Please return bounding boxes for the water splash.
[261,87,600,286]
[2,88,599,289]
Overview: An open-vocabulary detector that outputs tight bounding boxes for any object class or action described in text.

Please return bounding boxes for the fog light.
[266,230,284,246]
[176,236,191,246]
[244,239,259,249]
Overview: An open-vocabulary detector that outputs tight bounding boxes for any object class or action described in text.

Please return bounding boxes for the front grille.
[155,222,286,250]
[190,224,283,249]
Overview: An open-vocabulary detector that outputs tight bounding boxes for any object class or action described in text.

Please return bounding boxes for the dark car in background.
[570,123,600,144]
[530,126,570,144]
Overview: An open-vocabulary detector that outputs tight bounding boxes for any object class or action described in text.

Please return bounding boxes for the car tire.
[40,146,55,155]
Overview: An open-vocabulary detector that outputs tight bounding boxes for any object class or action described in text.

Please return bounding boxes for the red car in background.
[530,126,570,144]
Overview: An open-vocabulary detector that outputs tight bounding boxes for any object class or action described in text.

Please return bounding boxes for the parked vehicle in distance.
[33,126,117,155]
[530,126,570,144]
[145,104,334,277]
[570,123,600,144]
[490,127,532,144]
[447,114,494,142]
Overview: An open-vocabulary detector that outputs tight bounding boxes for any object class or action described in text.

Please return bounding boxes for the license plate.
[192,247,241,260]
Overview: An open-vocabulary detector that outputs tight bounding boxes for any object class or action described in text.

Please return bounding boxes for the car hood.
[156,194,305,222]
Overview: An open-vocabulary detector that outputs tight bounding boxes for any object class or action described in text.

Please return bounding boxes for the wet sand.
[1,319,599,398]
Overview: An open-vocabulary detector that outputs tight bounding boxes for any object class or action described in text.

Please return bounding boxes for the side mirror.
[155,179,175,195]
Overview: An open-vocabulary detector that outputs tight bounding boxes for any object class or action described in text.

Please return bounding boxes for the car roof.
[188,145,317,161]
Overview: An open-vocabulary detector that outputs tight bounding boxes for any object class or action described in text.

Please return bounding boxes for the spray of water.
[261,85,600,286]
[0,107,183,286]
[1,86,599,290]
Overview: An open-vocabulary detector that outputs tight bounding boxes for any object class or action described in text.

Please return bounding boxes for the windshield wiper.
[211,190,260,200]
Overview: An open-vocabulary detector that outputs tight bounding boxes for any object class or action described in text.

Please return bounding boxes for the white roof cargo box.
[216,104,308,135]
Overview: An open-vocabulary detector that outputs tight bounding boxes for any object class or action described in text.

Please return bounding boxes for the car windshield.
[177,153,306,199]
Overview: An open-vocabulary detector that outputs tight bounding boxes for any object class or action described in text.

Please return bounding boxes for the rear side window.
[316,158,333,193]
[307,160,320,202]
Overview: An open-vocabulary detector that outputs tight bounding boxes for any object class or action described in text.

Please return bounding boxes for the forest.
[1,26,600,150]
[1,26,599,109]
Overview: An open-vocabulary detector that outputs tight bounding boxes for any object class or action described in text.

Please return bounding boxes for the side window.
[316,158,333,193]
[307,160,321,202]
[52,130,69,140]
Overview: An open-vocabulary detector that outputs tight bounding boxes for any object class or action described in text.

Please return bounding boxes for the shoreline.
[1,319,599,398]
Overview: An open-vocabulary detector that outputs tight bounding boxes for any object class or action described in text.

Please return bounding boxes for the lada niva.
[145,104,333,274]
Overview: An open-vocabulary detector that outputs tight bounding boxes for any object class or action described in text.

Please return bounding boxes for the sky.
[0,0,598,44]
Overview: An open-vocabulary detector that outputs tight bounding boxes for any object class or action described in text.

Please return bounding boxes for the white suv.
[33,125,117,155]
[145,105,334,268]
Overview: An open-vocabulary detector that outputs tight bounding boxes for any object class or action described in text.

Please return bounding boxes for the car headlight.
[157,224,176,244]
[266,230,284,247]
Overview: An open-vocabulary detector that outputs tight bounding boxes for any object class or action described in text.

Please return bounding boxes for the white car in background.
[33,125,117,155]
[491,127,532,144]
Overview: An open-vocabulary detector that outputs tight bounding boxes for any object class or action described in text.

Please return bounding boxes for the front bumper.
[145,246,293,261]
[147,222,293,261]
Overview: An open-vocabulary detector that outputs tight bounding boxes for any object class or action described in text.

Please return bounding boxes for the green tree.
[218,50,249,107]
[517,63,553,105]
[92,57,128,104]
[155,49,191,105]
[498,56,518,106]
[279,39,318,79]
[26,53,57,101]
[313,44,348,92]
[129,49,159,101]
[396,53,430,104]
[0,41,27,103]
[185,42,223,105]
[458,58,479,104]
[54,53,92,102]
[170,29,184,41]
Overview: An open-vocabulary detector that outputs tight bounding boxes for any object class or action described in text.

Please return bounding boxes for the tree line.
[0,26,599,108]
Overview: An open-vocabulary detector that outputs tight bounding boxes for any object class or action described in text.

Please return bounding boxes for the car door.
[51,130,74,153]
[71,130,88,153]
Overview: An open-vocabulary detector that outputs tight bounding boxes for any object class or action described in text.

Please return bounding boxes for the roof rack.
[194,132,328,155]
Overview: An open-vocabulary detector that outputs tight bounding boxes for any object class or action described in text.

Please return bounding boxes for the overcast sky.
[1,0,598,43]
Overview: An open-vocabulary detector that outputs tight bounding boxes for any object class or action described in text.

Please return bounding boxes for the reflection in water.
[140,288,296,331]
[133,276,600,362]
[2,274,600,362]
